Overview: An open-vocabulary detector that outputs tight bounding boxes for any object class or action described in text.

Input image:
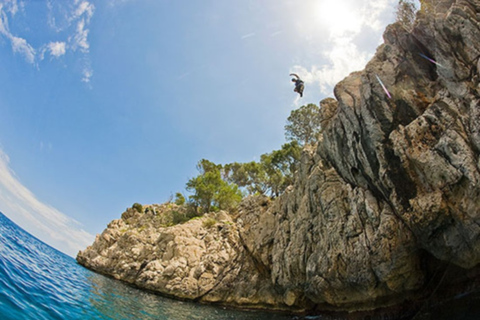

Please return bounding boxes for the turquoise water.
[0,212,294,320]
[1,211,480,320]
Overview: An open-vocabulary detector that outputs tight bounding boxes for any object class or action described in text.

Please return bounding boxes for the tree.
[285,103,322,146]
[174,192,186,206]
[260,141,301,197]
[224,141,301,198]
[186,159,243,213]
[224,161,268,195]
[396,0,417,31]
[132,203,143,213]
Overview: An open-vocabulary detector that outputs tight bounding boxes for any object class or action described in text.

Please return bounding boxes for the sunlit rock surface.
[78,0,480,313]
[77,205,287,309]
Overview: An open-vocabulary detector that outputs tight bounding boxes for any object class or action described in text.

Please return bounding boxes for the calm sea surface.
[0,212,294,320]
[1,211,479,320]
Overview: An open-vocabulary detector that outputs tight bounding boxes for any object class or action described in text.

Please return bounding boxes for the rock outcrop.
[78,0,480,314]
[77,204,290,309]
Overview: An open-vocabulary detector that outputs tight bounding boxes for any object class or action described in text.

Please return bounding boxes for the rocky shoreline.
[77,203,299,311]
[78,0,480,316]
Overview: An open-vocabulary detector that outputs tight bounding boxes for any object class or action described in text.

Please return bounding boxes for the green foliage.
[224,161,266,195]
[174,192,186,206]
[260,141,301,196]
[180,105,309,207]
[224,141,301,197]
[202,217,217,229]
[285,103,322,146]
[186,159,243,213]
[150,205,198,227]
[215,182,243,212]
[396,0,417,31]
[171,210,190,225]
[132,203,143,213]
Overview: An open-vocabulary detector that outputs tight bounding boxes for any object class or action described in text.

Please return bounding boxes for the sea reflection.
[2,211,480,320]
[0,212,293,320]
[83,268,292,320]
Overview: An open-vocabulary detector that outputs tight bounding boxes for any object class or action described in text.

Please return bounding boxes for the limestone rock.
[77,205,289,310]
[78,0,480,314]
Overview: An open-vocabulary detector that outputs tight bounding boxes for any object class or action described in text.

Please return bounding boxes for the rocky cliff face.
[78,0,480,314]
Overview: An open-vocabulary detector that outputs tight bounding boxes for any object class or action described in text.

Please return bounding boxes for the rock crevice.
[78,0,480,313]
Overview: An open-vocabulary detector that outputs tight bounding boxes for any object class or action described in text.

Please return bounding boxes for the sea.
[1,211,479,320]
[0,212,294,320]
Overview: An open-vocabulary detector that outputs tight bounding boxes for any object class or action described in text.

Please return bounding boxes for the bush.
[132,203,144,213]
[187,159,243,213]
[285,103,321,146]
[396,0,417,31]
[174,192,186,206]
[202,217,217,229]
[172,210,189,225]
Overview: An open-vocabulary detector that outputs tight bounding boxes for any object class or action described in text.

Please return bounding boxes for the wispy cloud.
[241,32,256,40]
[270,31,282,37]
[291,40,370,94]
[70,18,90,52]
[11,35,35,63]
[0,149,94,257]
[73,0,94,21]
[0,1,36,64]
[292,0,395,95]
[0,0,95,81]
[82,65,93,83]
[69,0,94,54]
[177,71,191,80]
[45,41,67,58]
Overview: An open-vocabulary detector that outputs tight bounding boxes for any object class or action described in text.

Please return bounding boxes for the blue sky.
[0,0,399,256]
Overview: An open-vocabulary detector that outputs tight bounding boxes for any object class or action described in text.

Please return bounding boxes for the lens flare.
[375,74,391,99]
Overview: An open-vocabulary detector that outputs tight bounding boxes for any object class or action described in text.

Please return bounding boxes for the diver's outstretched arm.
[289,73,300,80]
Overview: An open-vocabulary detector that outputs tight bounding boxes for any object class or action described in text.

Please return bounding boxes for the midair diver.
[290,73,304,98]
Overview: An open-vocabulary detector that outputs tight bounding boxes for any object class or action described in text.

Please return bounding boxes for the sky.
[0,0,400,257]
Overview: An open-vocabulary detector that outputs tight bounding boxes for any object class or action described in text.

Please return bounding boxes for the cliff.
[78,0,480,315]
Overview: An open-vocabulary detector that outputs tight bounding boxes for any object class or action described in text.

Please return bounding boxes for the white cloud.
[47,41,67,58]
[0,0,19,16]
[71,18,90,52]
[292,0,396,95]
[39,41,66,60]
[73,0,94,22]
[68,1,95,54]
[0,0,95,81]
[241,32,255,40]
[82,66,93,83]
[0,2,36,64]
[291,39,370,94]
[364,0,395,31]
[66,1,96,81]
[11,36,35,63]
[0,149,94,257]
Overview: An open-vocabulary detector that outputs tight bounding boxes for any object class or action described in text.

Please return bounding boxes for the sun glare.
[316,0,362,37]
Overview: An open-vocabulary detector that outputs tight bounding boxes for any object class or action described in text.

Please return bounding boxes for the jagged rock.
[78,0,480,314]
[77,205,291,309]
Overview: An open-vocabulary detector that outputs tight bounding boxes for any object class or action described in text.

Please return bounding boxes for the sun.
[316,0,362,37]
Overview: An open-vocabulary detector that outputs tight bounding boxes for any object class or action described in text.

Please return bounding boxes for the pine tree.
[285,104,322,146]
[396,0,417,32]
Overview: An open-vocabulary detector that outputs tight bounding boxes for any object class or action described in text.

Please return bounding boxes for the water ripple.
[0,213,293,320]
[1,212,479,320]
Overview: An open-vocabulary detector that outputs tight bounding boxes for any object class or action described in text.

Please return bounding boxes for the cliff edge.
[78,0,480,314]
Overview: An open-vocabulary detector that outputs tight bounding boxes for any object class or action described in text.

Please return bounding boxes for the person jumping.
[290,73,304,98]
